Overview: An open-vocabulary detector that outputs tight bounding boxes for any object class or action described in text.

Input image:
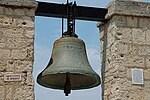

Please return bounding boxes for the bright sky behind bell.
[33,0,149,100]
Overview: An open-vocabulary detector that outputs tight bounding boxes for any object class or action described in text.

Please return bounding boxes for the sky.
[33,0,149,100]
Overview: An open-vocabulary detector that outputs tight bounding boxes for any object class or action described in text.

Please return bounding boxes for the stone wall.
[98,0,150,100]
[0,0,37,99]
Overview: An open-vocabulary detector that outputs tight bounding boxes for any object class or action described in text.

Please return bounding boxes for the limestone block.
[0,72,4,86]
[15,60,33,72]
[20,72,27,85]
[132,29,145,44]
[3,27,24,37]
[0,0,37,8]
[0,49,11,59]
[0,59,6,71]
[107,52,124,61]
[115,42,128,54]
[0,6,3,15]
[146,57,150,68]
[127,91,146,100]
[100,40,104,52]
[116,16,127,27]
[6,60,15,72]
[12,45,34,60]
[126,56,145,67]
[12,49,28,60]
[146,30,150,45]
[25,28,34,38]
[0,79,4,87]
[103,96,109,100]
[0,86,5,99]
[6,37,33,49]
[100,29,105,41]
[26,72,34,86]
[17,17,34,27]
[105,64,126,78]
[138,45,150,56]
[13,86,34,100]
[1,16,17,27]
[0,37,6,48]
[106,0,150,19]
[144,69,150,80]
[109,77,144,92]
[109,90,129,100]
[25,8,35,17]
[127,16,138,27]
[5,7,26,16]
[107,27,116,48]
[128,44,138,55]
[116,28,132,43]
[145,81,150,89]
[139,18,150,28]
[27,44,34,60]
[5,85,12,99]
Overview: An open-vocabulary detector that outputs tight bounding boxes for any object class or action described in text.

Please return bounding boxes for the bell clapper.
[64,73,71,96]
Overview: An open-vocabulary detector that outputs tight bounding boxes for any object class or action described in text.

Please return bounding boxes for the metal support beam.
[35,2,108,22]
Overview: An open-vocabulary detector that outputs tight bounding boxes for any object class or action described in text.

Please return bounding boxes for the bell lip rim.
[37,72,101,90]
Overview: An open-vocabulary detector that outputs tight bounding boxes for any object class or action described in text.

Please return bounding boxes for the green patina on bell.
[37,35,100,96]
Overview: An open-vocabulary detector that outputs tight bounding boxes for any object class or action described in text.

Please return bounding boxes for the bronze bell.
[37,35,101,96]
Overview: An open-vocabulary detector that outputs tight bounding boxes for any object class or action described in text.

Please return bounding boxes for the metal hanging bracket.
[35,1,108,22]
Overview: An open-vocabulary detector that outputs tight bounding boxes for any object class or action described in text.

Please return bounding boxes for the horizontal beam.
[35,2,108,22]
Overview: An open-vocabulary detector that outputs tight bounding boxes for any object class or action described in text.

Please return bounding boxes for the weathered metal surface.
[35,1,108,22]
[37,36,100,90]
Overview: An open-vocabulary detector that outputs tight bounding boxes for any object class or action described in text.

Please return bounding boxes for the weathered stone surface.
[3,27,24,37]
[13,85,34,100]
[12,49,28,60]
[132,29,145,44]
[145,30,150,45]
[17,17,34,27]
[0,0,37,8]
[15,60,33,72]
[116,27,132,43]
[145,81,150,89]
[25,28,34,38]
[0,59,7,71]
[139,18,150,28]
[0,49,11,59]
[128,44,138,55]
[127,91,146,100]
[25,8,36,16]
[99,1,150,100]
[0,37,6,48]
[127,16,138,27]
[144,69,150,80]
[146,57,150,68]
[138,45,150,56]
[106,0,150,19]
[6,60,15,72]
[126,56,145,67]
[0,86,5,99]
[26,72,34,86]
[0,0,35,99]
[5,7,26,16]
[5,85,12,99]
[0,6,3,15]
[6,38,33,49]
[0,16,17,27]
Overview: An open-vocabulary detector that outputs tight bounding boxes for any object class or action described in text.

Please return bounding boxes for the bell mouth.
[37,71,100,90]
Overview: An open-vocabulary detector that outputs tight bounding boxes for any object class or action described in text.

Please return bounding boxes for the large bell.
[37,36,100,96]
